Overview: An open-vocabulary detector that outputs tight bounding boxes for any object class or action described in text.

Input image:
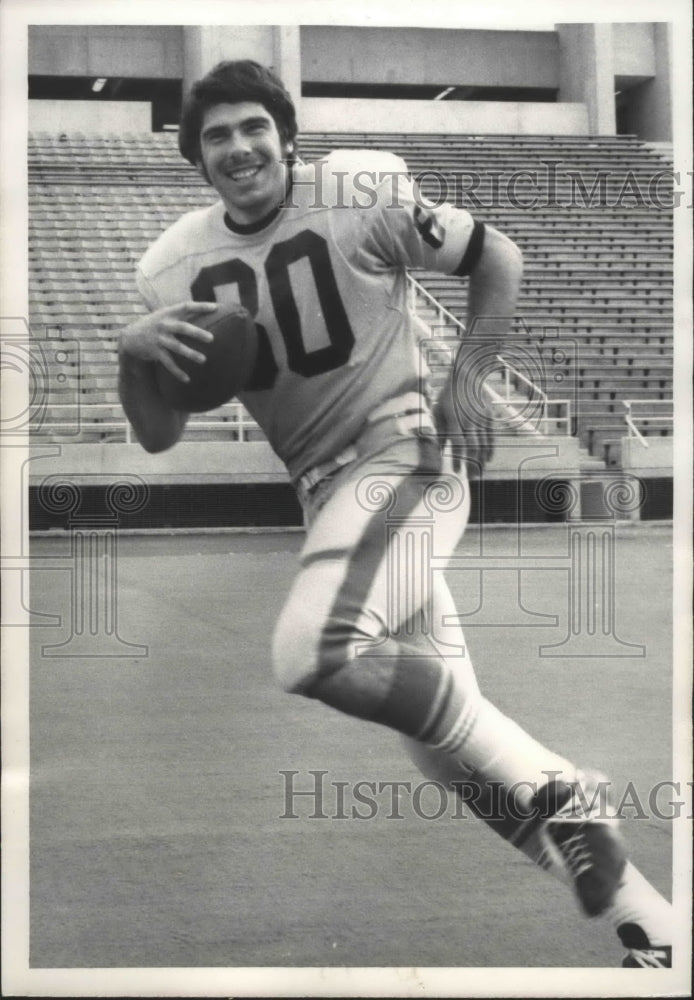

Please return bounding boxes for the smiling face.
[198,101,292,225]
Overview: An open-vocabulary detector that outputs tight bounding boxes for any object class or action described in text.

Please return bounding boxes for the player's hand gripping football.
[433,354,495,478]
[120,301,218,383]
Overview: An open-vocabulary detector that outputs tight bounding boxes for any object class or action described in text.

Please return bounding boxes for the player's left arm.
[362,159,522,474]
[466,224,523,344]
[434,224,524,474]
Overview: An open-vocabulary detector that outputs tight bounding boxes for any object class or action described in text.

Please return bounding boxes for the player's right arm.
[118,301,217,453]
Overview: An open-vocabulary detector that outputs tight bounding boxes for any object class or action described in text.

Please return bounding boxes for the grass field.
[28,524,675,971]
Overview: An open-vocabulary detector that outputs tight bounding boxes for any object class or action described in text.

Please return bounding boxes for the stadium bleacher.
[28,130,673,464]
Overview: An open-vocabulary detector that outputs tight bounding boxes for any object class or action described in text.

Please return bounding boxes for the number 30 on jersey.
[191,229,355,390]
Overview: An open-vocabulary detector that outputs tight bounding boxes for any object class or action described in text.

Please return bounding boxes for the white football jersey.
[137,150,480,480]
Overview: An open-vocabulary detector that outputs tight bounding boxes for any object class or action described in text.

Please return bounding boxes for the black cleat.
[619,923,672,968]
[531,770,627,917]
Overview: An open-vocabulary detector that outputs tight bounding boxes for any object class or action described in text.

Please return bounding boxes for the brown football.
[156,305,258,412]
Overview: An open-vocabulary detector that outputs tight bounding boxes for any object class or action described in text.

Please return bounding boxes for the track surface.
[29,525,674,969]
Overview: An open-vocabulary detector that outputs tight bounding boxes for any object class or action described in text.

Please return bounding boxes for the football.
[156,304,258,412]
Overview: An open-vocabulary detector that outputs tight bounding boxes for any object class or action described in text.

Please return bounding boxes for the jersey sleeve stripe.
[452,220,486,277]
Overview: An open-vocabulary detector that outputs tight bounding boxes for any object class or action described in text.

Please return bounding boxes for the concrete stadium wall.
[29,100,151,133]
[26,23,672,140]
[28,442,288,486]
[300,98,588,135]
[300,27,559,89]
[182,25,300,101]
[27,437,587,487]
[616,24,673,142]
[613,22,656,77]
[28,25,183,78]
[619,436,673,476]
[557,23,616,135]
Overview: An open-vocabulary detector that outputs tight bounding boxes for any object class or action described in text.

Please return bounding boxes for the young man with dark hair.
[178,59,299,168]
[119,59,672,968]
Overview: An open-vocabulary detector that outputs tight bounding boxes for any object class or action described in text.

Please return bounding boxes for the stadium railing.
[28,130,673,463]
[622,398,674,445]
[33,400,261,444]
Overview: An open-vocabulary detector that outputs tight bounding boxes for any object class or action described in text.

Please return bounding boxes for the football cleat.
[619,923,672,968]
[531,770,627,916]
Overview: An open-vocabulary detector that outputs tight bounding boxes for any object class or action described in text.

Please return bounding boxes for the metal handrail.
[35,400,261,444]
[494,353,547,406]
[407,273,466,335]
[623,399,674,408]
[623,399,673,448]
[494,355,571,436]
[40,275,580,444]
[407,274,571,436]
[624,410,647,445]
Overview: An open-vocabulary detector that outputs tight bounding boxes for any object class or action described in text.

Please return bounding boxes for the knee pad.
[306,640,473,740]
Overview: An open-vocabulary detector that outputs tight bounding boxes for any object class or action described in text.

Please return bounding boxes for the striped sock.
[423,695,576,809]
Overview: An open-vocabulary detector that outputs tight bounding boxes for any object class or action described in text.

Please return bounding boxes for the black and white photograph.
[1,0,692,996]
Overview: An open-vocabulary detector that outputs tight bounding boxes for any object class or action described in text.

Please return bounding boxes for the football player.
[118,59,672,968]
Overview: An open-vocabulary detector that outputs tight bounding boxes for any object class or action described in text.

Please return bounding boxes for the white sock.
[602,862,672,945]
[418,695,672,949]
[443,697,576,809]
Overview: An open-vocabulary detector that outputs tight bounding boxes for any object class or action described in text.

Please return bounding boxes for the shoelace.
[551,828,594,878]
[626,947,670,968]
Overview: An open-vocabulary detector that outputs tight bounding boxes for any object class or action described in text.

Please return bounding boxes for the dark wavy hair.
[178,60,298,166]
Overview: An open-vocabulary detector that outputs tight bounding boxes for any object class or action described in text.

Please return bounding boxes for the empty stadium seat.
[28,130,673,456]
